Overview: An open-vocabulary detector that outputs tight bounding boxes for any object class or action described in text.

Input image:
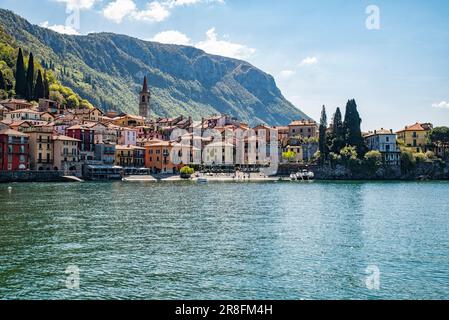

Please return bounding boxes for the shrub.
[282,150,297,163]
[425,151,435,160]
[363,150,383,173]
[180,166,194,175]
[66,94,80,109]
[401,149,416,173]
[413,152,427,163]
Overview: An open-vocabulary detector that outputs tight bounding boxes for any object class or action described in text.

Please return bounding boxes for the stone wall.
[311,161,449,180]
[0,170,65,183]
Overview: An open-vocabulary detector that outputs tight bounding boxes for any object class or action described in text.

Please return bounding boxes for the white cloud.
[195,28,255,59]
[299,56,318,66]
[149,27,255,59]
[164,0,225,8]
[103,0,137,23]
[279,70,296,78]
[40,21,80,35]
[150,30,191,45]
[432,101,449,109]
[55,0,98,10]
[102,0,224,23]
[133,2,170,22]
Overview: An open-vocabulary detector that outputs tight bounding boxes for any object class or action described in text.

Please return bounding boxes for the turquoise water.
[0,181,448,300]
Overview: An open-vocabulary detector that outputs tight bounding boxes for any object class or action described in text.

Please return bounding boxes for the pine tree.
[0,71,6,91]
[43,71,50,99]
[34,69,45,101]
[26,52,35,101]
[319,105,328,163]
[343,99,365,156]
[14,48,27,98]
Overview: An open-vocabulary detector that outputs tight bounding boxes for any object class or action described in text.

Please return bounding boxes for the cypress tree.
[43,71,50,99]
[26,52,35,100]
[14,48,27,98]
[319,105,328,163]
[343,99,365,156]
[330,107,345,153]
[34,69,45,101]
[0,71,6,91]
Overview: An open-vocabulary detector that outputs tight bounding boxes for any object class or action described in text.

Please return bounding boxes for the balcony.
[23,127,53,134]
[37,159,53,164]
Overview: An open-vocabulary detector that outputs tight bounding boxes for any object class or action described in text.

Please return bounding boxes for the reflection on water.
[0,181,448,300]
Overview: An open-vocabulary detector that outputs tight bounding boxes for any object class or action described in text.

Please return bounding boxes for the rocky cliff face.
[0,9,310,126]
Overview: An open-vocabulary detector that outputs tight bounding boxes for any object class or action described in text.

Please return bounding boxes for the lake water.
[0,181,448,300]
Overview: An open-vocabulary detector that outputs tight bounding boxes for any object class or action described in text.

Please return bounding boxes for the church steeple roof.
[141,76,149,93]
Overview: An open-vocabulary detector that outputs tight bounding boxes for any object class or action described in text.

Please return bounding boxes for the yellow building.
[23,125,54,170]
[284,145,304,163]
[396,123,433,153]
[73,107,104,123]
[52,135,81,175]
[115,145,145,167]
[288,120,318,139]
[112,114,146,127]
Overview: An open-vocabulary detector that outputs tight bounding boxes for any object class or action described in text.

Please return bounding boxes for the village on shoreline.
[1,48,449,183]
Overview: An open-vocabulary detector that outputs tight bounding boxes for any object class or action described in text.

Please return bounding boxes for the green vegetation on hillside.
[0,9,310,125]
[0,24,93,109]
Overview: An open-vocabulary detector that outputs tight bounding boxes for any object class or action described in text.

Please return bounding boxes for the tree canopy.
[343,99,365,156]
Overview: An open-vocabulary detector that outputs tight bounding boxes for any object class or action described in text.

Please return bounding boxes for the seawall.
[0,171,65,183]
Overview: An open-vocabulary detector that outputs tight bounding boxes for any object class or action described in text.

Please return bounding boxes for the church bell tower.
[139,76,150,119]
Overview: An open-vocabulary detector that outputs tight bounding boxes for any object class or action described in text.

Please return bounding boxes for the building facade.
[52,135,81,175]
[288,120,318,139]
[139,76,151,119]
[0,129,29,171]
[365,129,401,166]
[396,123,433,153]
[24,125,54,170]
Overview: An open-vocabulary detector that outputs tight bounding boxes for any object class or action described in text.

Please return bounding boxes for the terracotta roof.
[52,135,81,142]
[0,99,32,104]
[67,124,91,130]
[365,128,395,137]
[116,145,145,150]
[8,108,41,114]
[397,123,426,132]
[146,141,172,147]
[289,120,317,126]
[0,128,29,137]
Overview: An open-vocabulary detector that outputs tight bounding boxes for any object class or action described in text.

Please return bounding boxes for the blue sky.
[1,0,449,130]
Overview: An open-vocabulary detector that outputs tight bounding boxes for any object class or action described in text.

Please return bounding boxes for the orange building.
[144,140,197,174]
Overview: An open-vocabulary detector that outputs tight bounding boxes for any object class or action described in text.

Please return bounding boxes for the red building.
[0,128,30,171]
[66,125,95,161]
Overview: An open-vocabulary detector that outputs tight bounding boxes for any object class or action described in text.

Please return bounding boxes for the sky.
[1,0,449,130]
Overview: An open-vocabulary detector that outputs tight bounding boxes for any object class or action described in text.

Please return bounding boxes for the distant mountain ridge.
[0,8,310,126]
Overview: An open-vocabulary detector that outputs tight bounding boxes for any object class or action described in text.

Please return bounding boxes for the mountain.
[0,9,310,126]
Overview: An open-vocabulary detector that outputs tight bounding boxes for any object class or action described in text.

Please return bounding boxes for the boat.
[291,170,315,181]
[197,177,208,184]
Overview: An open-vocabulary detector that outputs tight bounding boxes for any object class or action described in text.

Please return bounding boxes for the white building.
[364,128,401,166]
[4,108,47,125]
